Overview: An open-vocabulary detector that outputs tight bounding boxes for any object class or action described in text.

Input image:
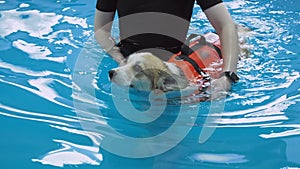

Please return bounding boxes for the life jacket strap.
[176,54,207,77]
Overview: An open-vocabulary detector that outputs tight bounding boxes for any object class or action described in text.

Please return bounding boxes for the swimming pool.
[0,0,299,168]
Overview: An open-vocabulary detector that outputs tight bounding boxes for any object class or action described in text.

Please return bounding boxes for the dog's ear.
[156,74,177,92]
[143,67,188,92]
[156,73,188,92]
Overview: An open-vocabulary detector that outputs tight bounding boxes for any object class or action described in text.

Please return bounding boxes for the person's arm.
[94,9,126,64]
[203,3,239,99]
[204,3,239,74]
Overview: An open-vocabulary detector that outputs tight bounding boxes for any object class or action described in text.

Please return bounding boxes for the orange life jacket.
[168,33,223,87]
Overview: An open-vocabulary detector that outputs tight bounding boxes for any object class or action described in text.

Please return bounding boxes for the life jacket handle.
[181,33,222,59]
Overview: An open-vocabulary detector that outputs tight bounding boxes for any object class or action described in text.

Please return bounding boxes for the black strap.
[179,34,207,77]
[215,45,222,58]
[208,43,222,59]
[177,54,207,77]
[181,34,199,56]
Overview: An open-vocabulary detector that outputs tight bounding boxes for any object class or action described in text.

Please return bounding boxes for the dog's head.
[108,52,188,92]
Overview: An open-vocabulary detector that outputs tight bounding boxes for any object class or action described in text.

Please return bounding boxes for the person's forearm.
[94,9,125,64]
[218,23,239,73]
[204,3,239,73]
[94,28,125,63]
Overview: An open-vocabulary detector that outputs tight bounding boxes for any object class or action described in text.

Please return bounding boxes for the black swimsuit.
[96,0,222,58]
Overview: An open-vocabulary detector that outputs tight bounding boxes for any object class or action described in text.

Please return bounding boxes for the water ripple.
[0,0,300,168]
[0,104,77,127]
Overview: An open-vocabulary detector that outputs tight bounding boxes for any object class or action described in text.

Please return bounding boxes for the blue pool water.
[1,0,300,169]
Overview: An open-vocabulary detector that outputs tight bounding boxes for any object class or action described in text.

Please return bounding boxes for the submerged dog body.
[109,52,190,92]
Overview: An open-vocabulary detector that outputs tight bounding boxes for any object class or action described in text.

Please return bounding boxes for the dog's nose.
[108,70,116,79]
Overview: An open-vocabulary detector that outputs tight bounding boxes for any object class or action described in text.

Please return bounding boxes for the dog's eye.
[133,64,143,72]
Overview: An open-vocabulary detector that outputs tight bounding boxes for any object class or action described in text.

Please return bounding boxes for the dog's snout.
[108,70,116,79]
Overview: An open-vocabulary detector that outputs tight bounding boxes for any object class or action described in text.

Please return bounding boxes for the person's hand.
[107,46,126,65]
[207,75,232,100]
[118,59,126,66]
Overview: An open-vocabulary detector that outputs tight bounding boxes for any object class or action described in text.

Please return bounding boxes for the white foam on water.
[19,3,30,8]
[0,8,90,49]
[62,16,88,28]
[0,9,62,38]
[188,153,248,164]
[13,39,67,63]
[32,139,103,167]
